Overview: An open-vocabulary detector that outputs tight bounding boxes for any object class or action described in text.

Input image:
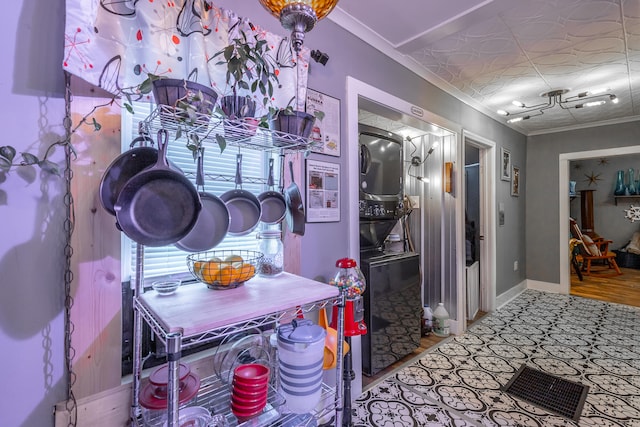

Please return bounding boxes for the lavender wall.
[0,0,68,425]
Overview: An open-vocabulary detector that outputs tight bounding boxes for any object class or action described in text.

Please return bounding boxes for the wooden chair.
[569,218,622,276]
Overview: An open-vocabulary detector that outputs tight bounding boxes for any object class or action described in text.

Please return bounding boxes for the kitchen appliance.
[358,124,421,376]
[358,124,404,221]
[360,251,421,376]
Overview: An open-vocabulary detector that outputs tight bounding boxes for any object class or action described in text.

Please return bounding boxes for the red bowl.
[231,400,266,419]
[232,384,268,400]
[233,364,270,384]
[231,391,268,407]
[232,375,269,390]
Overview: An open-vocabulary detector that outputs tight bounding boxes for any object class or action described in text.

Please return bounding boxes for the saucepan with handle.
[114,129,202,246]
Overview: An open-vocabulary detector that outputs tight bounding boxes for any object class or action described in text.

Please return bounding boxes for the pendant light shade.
[258,1,340,52]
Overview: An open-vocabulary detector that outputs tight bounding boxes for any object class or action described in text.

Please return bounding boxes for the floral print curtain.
[63,0,309,112]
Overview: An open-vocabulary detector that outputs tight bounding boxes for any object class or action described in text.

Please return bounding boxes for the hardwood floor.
[361,311,487,389]
[570,266,640,307]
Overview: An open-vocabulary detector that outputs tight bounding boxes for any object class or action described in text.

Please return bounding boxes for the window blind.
[122,102,279,288]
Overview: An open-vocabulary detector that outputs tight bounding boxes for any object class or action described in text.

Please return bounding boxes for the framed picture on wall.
[501,147,511,181]
[306,89,341,157]
[511,165,520,196]
[305,159,340,222]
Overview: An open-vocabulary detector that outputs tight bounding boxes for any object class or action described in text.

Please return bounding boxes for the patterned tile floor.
[353,290,640,426]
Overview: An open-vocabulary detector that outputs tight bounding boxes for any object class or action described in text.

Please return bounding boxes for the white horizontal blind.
[122,102,280,288]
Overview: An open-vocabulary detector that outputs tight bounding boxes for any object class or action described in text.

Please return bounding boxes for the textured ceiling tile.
[342,0,639,134]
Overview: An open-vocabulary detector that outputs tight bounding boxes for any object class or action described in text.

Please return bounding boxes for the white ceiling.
[329,0,640,135]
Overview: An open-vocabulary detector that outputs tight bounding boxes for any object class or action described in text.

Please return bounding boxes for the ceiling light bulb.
[431,141,439,149]
[583,100,606,107]
[610,95,619,104]
[497,109,509,116]
[507,116,524,123]
[416,176,430,183]
[512,101,525,108]
[587,87,609,96]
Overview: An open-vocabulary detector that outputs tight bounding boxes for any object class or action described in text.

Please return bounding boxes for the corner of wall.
[525,279,562,293]
[496,280,527,309]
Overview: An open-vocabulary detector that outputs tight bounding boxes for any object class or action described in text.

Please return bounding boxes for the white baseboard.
[526,279,563,293]
[496,280,527,309]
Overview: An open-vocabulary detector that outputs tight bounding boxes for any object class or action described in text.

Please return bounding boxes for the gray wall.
[527,121,640,284]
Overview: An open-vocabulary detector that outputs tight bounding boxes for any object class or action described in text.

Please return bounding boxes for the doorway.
[559,145,640,294]
[462,131,497,319]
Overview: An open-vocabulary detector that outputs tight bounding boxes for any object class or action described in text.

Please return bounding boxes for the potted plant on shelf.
[269,98,325,147]
[212,30,279,138]
[125,74,219,156]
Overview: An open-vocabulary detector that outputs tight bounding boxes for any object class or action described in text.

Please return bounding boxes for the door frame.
[462,130,497,319]
[559,145,640,293]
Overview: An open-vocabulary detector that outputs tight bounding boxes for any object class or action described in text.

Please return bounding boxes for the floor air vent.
[502,365,589,422]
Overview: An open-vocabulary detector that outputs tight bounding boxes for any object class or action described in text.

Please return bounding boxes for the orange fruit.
[237,263,255,282]
[225,254,244,264]
[201,260,222,284]
[192,261,205,279]
[217,264,238,286]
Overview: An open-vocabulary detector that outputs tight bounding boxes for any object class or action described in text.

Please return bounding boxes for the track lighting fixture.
[498,88,619,124]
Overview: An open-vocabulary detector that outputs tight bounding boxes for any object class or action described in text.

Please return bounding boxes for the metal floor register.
[502,365,589,422]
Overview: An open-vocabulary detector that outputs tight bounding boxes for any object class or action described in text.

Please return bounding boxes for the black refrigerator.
[360,251,422,376]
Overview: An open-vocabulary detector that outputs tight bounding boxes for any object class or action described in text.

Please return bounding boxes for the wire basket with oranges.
[187,250,264,290]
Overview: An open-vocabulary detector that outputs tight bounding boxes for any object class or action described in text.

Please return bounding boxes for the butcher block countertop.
[138,272,339,338]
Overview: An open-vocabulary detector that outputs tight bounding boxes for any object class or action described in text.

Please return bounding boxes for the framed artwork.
[305,89,341,157]
[501,147,511,181]
[511,165,520,196]
[305,159,340,222]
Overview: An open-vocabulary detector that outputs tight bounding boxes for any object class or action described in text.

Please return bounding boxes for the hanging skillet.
[284,159,305,236]
[175,147,230,252]
[114,129,202,247]
[258,157,286,225]
[99,132,157,216]
[220,154,262,236]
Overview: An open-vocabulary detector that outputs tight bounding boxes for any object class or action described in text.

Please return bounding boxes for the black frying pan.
[258,158,286,224]
[114,129,202,246]
[99,134,156,216]
[220,154,262,236]
[175,147,230,252]
[284,159,305,236]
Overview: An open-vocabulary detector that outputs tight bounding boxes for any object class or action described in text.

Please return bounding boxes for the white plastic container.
[422,305,433,336]
[277,319,326,414]
[432,303,450,337]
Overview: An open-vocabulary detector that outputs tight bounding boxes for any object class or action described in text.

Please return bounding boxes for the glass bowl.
[187,250,263,290]
[151,279,182,295]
